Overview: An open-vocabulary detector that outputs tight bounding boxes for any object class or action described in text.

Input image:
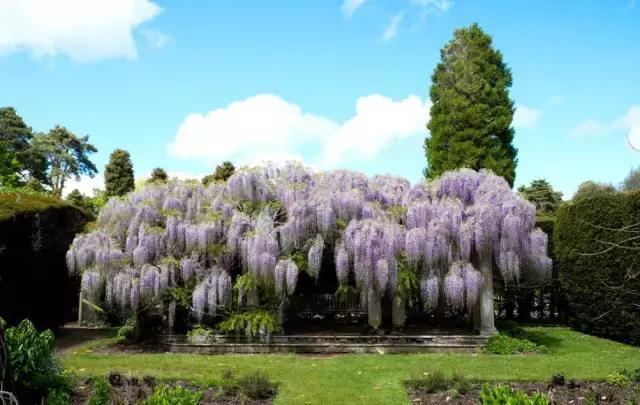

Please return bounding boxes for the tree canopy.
[572,181,617,203]
[425,23,518,186]
[621,166,640,191]
[32,126,98,197]
[104,149,135,197]
[0,107,46,186]
[203,161,236,186]
[149,167,168,183]
[518,179,563,214]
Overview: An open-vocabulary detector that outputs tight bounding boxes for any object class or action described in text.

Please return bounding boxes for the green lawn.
[61,327,640,405]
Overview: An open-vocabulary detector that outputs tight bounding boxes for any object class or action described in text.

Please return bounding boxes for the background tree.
[149,167,168,183]
[202,161,236,186]
[104,149,135,197]
[572,181,616,203]
[425,23,518,186]
[518,179,563,214]
[621,166,640,191]
[32,126,98,197]
[0,107,46,184]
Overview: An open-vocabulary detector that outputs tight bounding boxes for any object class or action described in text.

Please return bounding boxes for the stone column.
[367,289,382,329]
[479,251,497,336]
[392,293,406,328]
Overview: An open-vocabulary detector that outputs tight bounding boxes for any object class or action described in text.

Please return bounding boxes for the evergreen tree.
[621,166,640,191]
[149,167,168,183]
[0,107,46,184]
[202,161,235,186]
[32,126,98,197]
[104,149,135,197]
[425,23,518,186]
[518,179,563,214]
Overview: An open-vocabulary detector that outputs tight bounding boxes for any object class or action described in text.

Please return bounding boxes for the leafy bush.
[46,389,71,405]
[217,310,278,339]
[142,385,201,405]
[186,326,215,345]
[88,376,111,405]
[117,324,136,340]
[619,368,640,382]
[237,370,278,400]
[606,372,631,388]
[479,384,549,404]
[4,319,72,401]
[485,333,548,354]
[406,371,472,394]
[555,191,640,345]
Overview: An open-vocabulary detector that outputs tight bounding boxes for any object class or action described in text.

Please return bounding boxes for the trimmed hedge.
[555,191,640,345]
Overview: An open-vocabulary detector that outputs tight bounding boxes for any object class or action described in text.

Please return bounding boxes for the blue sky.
[1,0,639,198]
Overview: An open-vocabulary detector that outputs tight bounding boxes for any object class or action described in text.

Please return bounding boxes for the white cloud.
[0,0,162,62]
[411,0,453,12]
[341,0,367,17]
[513,104,542,129]
[382,13,403,42]
[166,93,430,169]
[570,106,640,150]
[547,94,565,106]
[141,29,170,50]
[63,174,104,198]
[571,118,609,136]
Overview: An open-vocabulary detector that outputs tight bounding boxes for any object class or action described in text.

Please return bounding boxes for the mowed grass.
[61,327,640,405]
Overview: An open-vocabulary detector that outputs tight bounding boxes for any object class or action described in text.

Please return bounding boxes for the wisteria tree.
[66,162,550,336]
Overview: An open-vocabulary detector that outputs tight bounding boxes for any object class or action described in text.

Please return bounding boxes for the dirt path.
[55,324,116,355]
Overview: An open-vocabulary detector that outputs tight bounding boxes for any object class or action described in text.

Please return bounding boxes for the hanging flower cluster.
[66,162,551,322]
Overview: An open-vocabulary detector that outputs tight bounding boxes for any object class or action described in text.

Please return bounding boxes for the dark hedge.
[555,191,640,345]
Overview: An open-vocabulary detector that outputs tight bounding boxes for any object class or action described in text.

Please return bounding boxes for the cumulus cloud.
[166,94,430,169]
[341,0,367,17]
[382,13,403,42]
[63,174,104,198]
[571,106,640,150]
[571,118,609,137]
[0,0,162,61]
[513,104,542,129]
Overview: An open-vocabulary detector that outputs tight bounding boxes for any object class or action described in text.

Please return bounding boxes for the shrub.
[485,333,548,354]
[406,371,473,394]
[88,376,111,405]
[142,385,201,405]
[606,372,631,388]
[117,324,136,340]
[479,384,549,404]
[217,310,278,340]
[186,326,215,345]
[237,370,278,400]
[555,191,640,345]
[619,368,640,382]
[46,389,70,405]
[4,319,72,401]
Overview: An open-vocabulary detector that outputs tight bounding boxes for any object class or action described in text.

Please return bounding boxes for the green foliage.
[555,191,640,345]
[166,279,197,309]
[149,167,168,183]
[336,217,348,231]
[237,370,278,400]
[117,324,136,340]
[46,388,71,405]
[88,376,111,405]
[619,368,640,382]
[65,188,101,218]
[142,385,202,405]
[217,310,278,338]
[622,166,640,191]
[186,326,215,345]
[425,23,517,186]
[571,180,617,202]
[387,204,407,222]
[485,333,548,355]
[4,319,72,399]
[0,106,47,186]
[396,253,418,298]
[104,149,134,197]
[406,371,473,394]
[0,191,66,221]
[281,250,309,275]
[202,161,236,186]
[479,384,549,404]
[607,372,631,388]
[518,179,563,214]
[335,284,357,299]
[31,125,98,197]
[233,273,257,295]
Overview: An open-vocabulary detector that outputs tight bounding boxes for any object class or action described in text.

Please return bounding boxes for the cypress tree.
[104,149,134,197]
[425,23,518,186]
